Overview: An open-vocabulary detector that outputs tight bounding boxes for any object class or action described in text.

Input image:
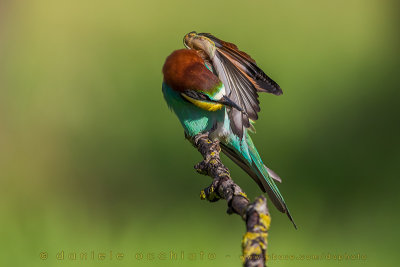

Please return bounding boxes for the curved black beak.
[217,96,243,112]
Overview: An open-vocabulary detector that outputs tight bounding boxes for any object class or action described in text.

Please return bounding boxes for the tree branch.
[187,133,271,267]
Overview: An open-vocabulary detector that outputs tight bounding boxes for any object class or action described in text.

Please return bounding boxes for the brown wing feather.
[215,52,261,137]
[198,33,283,95]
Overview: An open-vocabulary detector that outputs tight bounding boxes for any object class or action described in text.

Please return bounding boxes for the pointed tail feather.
[220,140,297,229]
[246,137,297,229]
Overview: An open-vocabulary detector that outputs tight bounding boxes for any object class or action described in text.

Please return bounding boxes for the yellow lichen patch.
[200,190,206,200]
[258,225,267,232]
[243,248,262,262]
[242,232,260,244]
[243,232,268,247]
[182,94,223,112]
[242,231,268,264]
[242,243,262,261]
[209,159,217,165]
[204,185,221,202]
[209,185,214,193]
[244,232,268,242]
[243,244,262,256]
[259,214,271,231]
[239,192,248,200]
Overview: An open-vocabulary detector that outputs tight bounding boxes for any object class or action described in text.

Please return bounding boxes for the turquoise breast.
[162,83,225,137]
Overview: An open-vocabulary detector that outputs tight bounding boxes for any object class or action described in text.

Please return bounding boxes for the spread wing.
[198,33,283,138]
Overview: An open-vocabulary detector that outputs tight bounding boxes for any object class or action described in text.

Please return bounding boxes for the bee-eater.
[162,32,295,228]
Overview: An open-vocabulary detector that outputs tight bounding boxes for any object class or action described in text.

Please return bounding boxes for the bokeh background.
[1,0,399,266]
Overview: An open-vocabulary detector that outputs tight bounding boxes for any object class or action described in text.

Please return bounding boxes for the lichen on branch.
[186,133,271,267]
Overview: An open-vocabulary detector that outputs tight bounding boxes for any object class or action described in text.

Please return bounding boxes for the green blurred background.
[1,0,399,266]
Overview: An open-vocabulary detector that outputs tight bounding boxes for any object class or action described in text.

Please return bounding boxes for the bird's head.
[162,49,216,93]
[162,49,243,113]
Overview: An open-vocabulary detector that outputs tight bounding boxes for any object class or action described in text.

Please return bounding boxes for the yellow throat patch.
[182,93,223,112]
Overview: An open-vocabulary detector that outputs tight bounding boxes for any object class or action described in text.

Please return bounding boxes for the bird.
[162,31,296,228]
